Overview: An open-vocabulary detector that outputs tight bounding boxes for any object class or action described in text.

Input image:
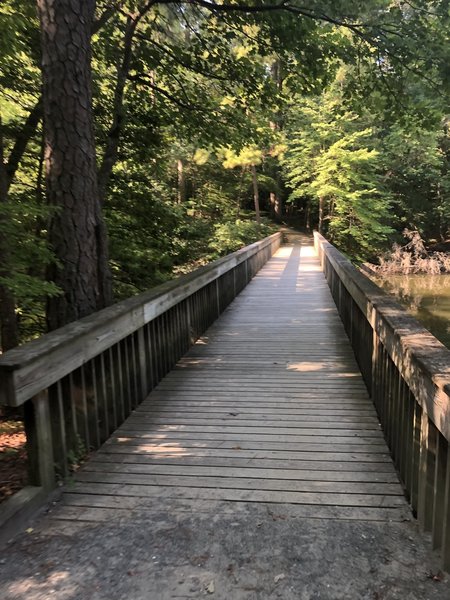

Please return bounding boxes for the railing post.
[23,390,55,491]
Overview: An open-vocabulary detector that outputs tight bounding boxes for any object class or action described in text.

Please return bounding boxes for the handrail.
[0,232,281,407]
[314,231,450,569]
[0,232,282,494]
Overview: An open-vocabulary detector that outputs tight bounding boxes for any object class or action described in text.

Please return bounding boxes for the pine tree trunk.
[38,0,112,331]
[251,164,261,226]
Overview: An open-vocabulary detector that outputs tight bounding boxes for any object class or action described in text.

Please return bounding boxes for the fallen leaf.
[206,580,215,594]
[274,574,285,583]
[232,446,241,450]
[26,528,33,534]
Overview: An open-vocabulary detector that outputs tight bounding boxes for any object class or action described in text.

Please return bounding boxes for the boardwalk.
[66,243,406,520]
[1,241,448,599]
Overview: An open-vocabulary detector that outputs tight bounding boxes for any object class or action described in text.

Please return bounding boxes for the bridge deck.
[65,243,408,520]
[2,242,447,600]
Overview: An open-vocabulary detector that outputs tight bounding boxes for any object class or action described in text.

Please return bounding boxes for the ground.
[0,419,27,503]
[0,498,449,600]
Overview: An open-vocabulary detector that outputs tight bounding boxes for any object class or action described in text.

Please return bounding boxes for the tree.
[282,80,393,259]
[37,0,112,330]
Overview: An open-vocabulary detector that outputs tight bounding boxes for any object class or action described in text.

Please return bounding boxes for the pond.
[372,274,450,349]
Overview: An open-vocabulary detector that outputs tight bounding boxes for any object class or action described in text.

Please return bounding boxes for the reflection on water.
[373,274,450,349]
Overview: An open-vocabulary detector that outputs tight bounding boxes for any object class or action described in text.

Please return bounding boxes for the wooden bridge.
[1,231,450,597]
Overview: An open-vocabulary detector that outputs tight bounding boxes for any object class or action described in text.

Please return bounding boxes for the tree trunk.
[177,159,186,204]
[318,196,325,234]
[0,114,19,351]
[251,164,261,226]
[97,15,135,204]
[305,201,311,231]
[38,0,112,331]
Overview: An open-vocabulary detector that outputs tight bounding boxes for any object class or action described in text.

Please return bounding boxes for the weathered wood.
[23,391,55,489]
[315,231,450,567]
[53,243,408,529]
[314,232,450,442]
[0,232,282,407]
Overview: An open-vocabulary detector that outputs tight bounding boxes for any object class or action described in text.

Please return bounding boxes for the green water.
[373,274,450,349]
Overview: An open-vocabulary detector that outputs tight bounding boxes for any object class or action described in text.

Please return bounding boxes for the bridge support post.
[23,391,55,490]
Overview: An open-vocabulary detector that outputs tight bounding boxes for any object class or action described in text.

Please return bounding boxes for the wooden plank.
[60,495,410,523]
[99,445,392,463]
[66,481,407,508]
[76,470,404,496]
[116,424,383,436]
[83,461,400,483]
[52,243,412,532]
[93,451,396,472]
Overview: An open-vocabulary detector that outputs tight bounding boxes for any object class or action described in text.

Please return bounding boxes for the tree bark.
[251,164,261,226]
[0,114,19,351]
[38,0,112,330]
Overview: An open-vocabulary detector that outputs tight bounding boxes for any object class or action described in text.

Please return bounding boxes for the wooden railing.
[0,233,282,498]
[314,232,450,569]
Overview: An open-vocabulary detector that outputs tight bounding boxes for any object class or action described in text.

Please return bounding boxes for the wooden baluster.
[85,360,100,448]
[23,391,55,490]
[115,343,126,423]
[418,412,437,532]
[130,333,139,408]
[80,365,91,451]
[411,401,422,514]
[137,327,148,401]
[99,353,110,436]
[55,381,69,478]
[441,442,450,570]
[402,387,414,499]
[432,432,448,551]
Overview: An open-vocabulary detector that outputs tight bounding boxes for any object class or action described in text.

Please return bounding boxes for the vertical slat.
[432,432,448,550]
[100,353,110,436]
[411,401,422,514]
[56,381,68,478]
[107,347,118,431]
[80,365,90,451]
[86,360,100,448]
[441,444,450,570]
[403,387,414,499]
[418,412,437,532]
[122,338,132,415]
[137,327,148,400]
[116,343,126,422]
[145,323,155,390]
[130,333,139,408]
[69,373,78,440]
[92,357,104,443]
[23,391,55,490]
[397,378,406,484]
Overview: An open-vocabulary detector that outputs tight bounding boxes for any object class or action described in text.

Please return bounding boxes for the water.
[372,274,450,349]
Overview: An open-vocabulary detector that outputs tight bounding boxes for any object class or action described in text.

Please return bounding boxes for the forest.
[1,0,450,353]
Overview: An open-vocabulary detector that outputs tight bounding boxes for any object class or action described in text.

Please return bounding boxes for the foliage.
[209,219,277,256]
[1,0,450,348]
